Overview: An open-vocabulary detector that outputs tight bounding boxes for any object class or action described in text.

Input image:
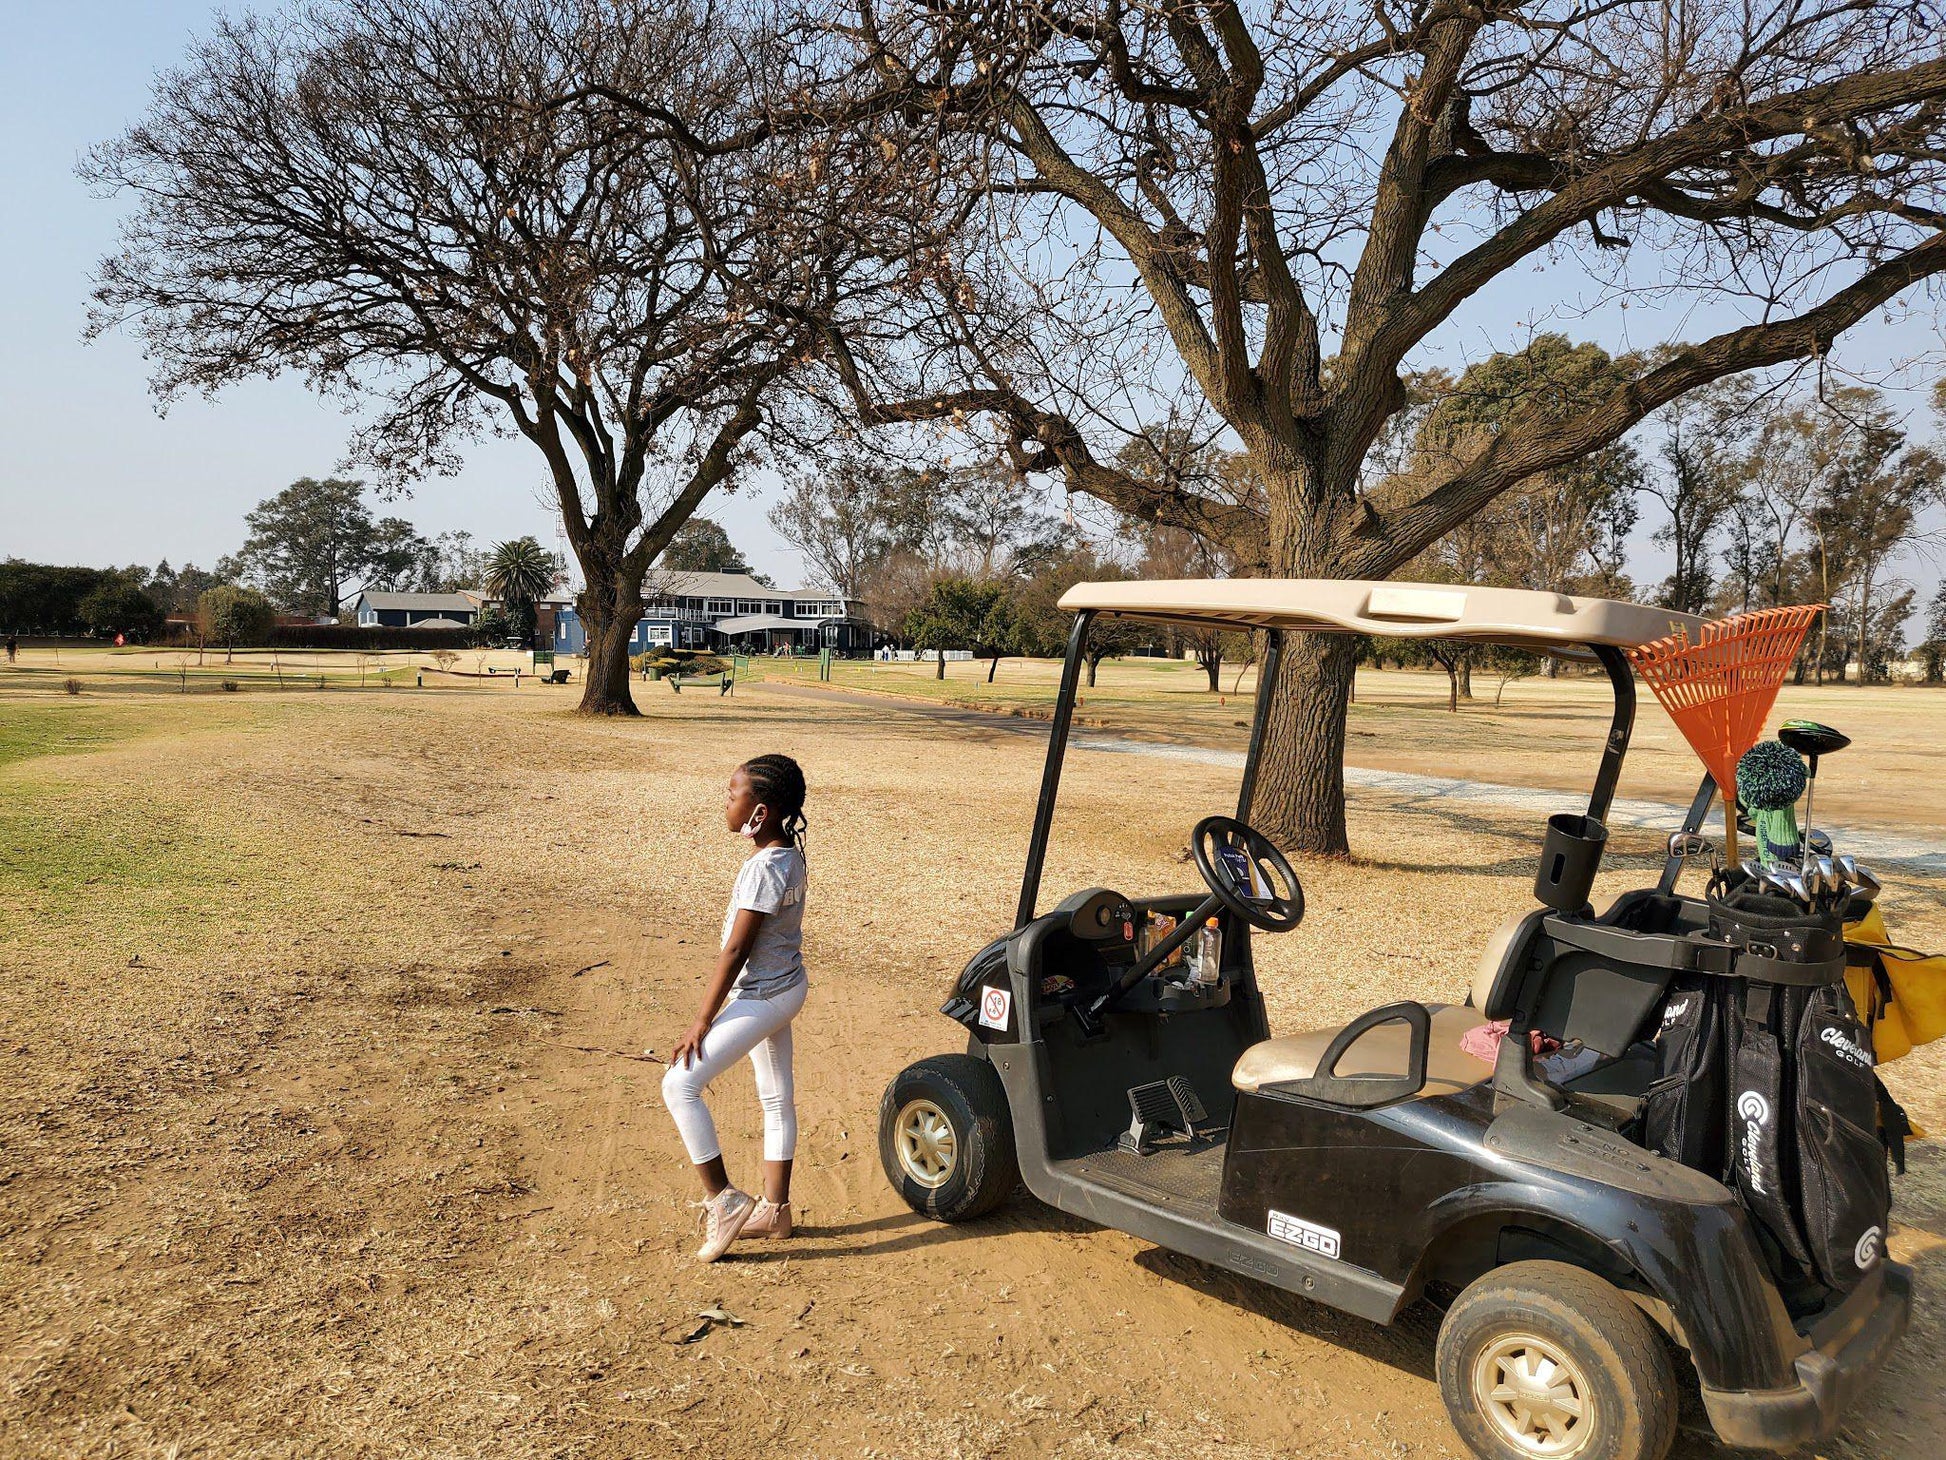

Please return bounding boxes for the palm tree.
[484,537,555,649]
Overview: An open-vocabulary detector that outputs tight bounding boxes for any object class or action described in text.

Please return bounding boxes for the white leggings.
[660,981,806,1165]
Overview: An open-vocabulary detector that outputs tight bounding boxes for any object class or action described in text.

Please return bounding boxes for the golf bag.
[1642,891,1889,1305]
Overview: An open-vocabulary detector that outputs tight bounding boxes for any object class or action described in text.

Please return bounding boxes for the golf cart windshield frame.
[1015,612,1637,930]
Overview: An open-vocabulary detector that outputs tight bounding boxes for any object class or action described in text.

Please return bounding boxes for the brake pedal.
[1117,1076,1208,1155]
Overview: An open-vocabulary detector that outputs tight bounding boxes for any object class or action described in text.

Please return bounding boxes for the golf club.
[1808,828,1833,858]
[1777,720,1851,875]
[1849,860,1883,904]
[1667,831,1721,885]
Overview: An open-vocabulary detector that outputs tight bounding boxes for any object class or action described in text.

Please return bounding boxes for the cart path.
[755,681,1946,872]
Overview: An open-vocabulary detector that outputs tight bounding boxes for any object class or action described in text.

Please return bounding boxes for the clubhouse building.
[550,571,873,656]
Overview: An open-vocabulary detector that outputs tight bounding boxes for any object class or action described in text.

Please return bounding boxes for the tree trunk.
[1086,656,1100,688]
[1202,652,1221,692]
[1247,632,1358,857]
[576,580,642,715]
[1456,657,1472,701]
[935,648,945,679]
[987,654,1000,682]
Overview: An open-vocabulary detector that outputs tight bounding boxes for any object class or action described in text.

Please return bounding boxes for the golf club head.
[1837,854,1863,885]
[1776,870,1812,906]
[1807,828,1833,857]
[1851,862,1882,902]
[1668,831,1716,866]
[1814,856,1840,895]
[1779,720,1852,760]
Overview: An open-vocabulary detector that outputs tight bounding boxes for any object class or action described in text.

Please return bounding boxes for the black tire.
[1436,1260,1677,1460]
[878,1054,1018,1222]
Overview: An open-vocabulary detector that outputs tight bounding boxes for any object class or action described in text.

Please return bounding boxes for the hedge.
[163,623,481,651]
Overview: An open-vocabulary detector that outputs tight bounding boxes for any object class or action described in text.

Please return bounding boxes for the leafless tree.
[796,0,1946,852]
[771,457,935,599]
[84,0,928,713]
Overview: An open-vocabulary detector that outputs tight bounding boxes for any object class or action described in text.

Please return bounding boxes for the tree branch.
[1347,232,1946,576]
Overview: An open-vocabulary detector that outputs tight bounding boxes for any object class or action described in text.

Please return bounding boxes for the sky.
[1,2,1940,613]
[0,2,806,585]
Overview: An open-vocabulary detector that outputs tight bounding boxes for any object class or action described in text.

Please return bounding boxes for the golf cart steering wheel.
[1191,816,1305,933]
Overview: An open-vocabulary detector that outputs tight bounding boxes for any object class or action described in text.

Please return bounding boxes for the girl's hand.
[671,1017,712,1069]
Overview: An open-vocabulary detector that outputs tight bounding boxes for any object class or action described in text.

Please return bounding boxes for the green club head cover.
[1738,740,1808,868]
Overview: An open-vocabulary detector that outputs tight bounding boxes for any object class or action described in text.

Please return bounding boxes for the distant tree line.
[4,473,565,648]
[770,334,1944,695]
[1377,338,1945,690]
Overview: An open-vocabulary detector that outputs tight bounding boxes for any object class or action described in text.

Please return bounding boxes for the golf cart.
[877,579,1911,1460]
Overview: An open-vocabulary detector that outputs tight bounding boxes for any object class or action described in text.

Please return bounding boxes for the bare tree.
[84,0,919,713]
[799,0,1946,852]
[1645,384,1747,615]
[771,457,935,598]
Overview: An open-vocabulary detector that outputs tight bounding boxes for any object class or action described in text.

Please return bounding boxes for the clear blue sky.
[2,3,1939,608]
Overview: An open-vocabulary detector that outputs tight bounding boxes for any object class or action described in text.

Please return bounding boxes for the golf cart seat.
[1231,1004,1491,1098]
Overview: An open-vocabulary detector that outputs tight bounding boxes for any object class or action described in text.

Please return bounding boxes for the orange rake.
[1627,605,1824,866]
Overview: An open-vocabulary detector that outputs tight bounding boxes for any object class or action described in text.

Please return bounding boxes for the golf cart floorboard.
[1055,1137,1227,1210]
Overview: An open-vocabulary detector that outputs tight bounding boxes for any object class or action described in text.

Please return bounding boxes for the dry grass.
[1,677,1943,1459]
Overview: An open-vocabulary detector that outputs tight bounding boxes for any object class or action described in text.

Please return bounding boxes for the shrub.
[265,623,475,651]
[199,585,276,658]
[221,678,240,692]
[63,677,83,695]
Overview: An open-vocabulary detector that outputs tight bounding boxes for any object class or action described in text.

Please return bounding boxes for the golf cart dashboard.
[1037,889,1234,1016]
[1062,887,1139,945]
[945,888,1239,1041]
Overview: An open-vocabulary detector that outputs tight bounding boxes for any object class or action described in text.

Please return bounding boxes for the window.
[706,598,734,615]
[647,625,672,645]
[736,599,762,614]
[794,601,819,617]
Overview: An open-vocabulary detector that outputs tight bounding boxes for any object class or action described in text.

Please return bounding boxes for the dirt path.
[4,687,1943,1458]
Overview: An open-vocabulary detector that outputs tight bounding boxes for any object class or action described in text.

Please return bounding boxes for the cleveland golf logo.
[1820,1025,1874,1068]
[1738,1091,1770,1195]
[1855,1226,1882,1269]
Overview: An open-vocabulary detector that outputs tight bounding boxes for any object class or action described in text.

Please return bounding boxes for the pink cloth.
[1460,1019,1509,1063]
[1459,1018,1562,1063]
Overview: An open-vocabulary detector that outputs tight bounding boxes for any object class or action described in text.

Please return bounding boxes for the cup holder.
[1535,813,1607,911]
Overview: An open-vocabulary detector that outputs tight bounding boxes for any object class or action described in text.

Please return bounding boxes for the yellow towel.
[1845,907,1946,1065]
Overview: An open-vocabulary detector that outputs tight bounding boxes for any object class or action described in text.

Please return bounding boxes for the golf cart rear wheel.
[1437,1261,1676,1460]
[878,1055,1017,1222]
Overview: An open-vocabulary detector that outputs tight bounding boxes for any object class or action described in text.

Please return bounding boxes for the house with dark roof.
[345,590,485,628]
[549,571,873,656]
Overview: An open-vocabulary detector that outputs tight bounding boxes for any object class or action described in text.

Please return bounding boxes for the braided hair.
[742,753,808,849]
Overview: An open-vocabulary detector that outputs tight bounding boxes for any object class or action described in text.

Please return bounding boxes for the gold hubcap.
[894,1098,957,1189]
[1472,1332,1592,1457]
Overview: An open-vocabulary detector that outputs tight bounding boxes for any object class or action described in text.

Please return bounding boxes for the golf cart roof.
[1057,579,1707,654]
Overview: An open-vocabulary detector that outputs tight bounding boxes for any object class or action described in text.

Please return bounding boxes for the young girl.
[661,753,810,1262]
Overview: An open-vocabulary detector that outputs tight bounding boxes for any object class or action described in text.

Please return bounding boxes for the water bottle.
[1193,918,1222,987]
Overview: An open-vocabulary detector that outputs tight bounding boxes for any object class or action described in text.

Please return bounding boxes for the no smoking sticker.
[978,986,1013,1031]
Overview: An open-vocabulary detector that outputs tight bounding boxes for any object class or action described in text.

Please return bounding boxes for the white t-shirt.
[722,844,808,997]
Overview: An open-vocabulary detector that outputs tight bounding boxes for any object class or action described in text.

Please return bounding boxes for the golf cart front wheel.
[878,1055,1017,1222]
[1437,1261,1676,1460]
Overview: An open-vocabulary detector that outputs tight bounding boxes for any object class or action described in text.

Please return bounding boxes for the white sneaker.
[742,1199,793,1239]
[695,1187,755,1263]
